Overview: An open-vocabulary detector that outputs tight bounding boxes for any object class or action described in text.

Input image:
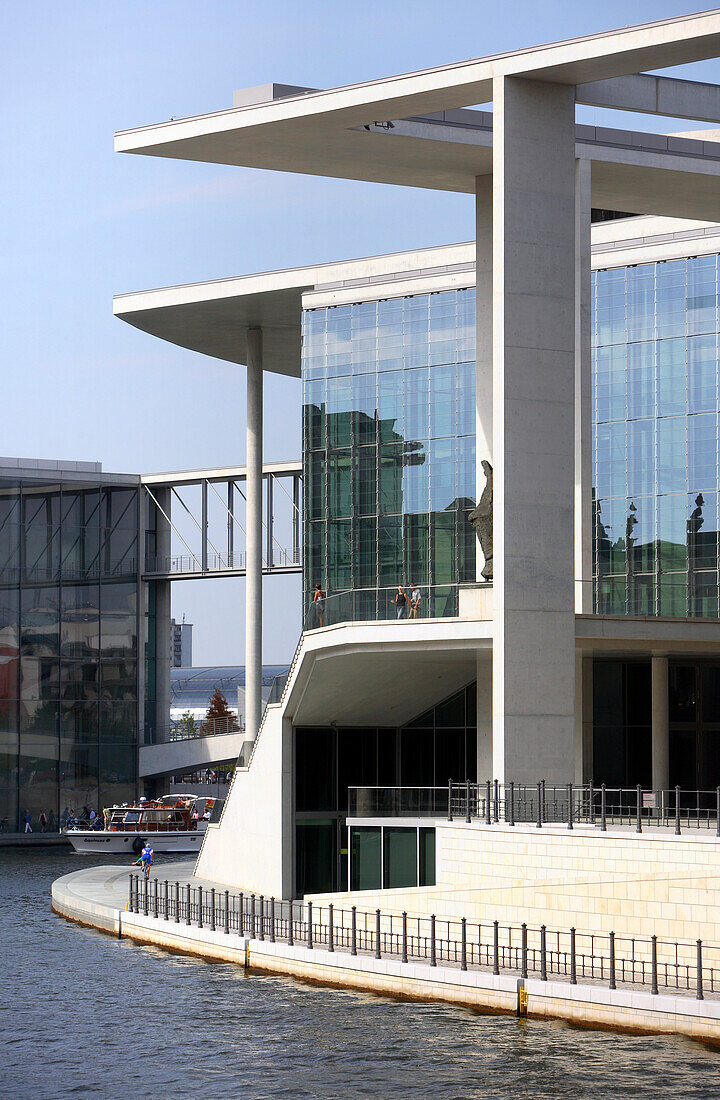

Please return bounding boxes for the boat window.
[123,811,140,824]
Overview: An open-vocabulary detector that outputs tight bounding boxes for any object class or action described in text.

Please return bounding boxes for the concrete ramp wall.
[194,704,293,897]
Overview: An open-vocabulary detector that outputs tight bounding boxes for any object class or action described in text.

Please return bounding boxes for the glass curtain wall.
[302,289,476,624]
[0,478,139,832]
[593,255,720,617]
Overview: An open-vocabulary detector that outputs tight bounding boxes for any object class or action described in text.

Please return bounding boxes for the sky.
[3,0,720,665]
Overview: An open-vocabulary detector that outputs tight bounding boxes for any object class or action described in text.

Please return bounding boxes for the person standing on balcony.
[409,582,422,619]
[392,585,409,619]
[312,583,326,627]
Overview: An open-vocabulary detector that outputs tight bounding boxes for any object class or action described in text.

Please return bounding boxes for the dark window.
[350,826,381,891]
[419,828,436,886]
[296,819,337,896]
[295,727,336,811]
[383,827,417,889]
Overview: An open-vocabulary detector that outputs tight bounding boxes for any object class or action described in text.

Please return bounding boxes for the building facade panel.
[0,472,140,832]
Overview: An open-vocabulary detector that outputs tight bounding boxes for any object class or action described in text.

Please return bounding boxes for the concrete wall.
[309,822,720,950]
[194,705,293,897]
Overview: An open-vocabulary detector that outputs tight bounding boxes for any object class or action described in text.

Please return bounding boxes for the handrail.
[129,875,720,1003]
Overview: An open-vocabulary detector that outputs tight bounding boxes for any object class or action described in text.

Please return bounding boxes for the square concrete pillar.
[575,159,593,615]
[475,175,493,582]
[491,75,577,785]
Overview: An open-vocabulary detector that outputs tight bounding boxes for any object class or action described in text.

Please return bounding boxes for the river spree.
[4,850,720,1099]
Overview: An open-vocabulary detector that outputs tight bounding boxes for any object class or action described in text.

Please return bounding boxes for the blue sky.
[3,0,719,663]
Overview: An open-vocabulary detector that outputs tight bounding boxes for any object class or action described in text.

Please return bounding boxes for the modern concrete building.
[170,617,193,668]
[109,11,720,898]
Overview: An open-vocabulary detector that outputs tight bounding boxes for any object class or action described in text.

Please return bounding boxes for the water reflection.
[4,851,720,1098]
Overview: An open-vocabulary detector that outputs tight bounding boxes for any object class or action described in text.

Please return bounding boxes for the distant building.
[169,665,288,723]
[170,617,192,667]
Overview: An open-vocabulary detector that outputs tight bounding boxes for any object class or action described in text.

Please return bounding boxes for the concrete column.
[245,327,264,742]
[575,158,593,614]
[651,655,670,790]
[476,653,492,780]
[475,174,493,581]
[153,487,172,744]
[491,75,576,784]
[574,653,594,783]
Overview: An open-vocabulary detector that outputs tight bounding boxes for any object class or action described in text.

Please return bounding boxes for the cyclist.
[134,841,154,880]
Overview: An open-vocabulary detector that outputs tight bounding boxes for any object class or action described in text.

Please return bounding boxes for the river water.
[3,849,720,1099]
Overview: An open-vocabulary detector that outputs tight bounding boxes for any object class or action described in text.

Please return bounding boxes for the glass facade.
[302,289,476,622]
[294,684,476,895]
[0,476,139,832]
[593,255,720,617]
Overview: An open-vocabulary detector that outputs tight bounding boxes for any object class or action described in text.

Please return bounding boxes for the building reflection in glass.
[302,289,476,623]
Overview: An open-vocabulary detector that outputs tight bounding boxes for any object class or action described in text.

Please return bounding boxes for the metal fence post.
[636,784,642,833]
[537,781,543,828]
[224,890,230,935]
[153,879,158,918]
[651,935,658,994]
[307,901,313,949]
[175,881,180,924]
[609,931,616,990]
[509,781,515,827]
[239,892,244,935]
[540,925,547,981]
[259,895,264,940]
[185,883,191,926]
[402,911,408,963]
[351,906,357,956]
[143,877,149,916]
[197,885,203,929]
[567,783,573,830]
[270,897,276,943]
[465,779,471,823]
[164,880,169,921]
[448,778,453,822]
[521,923,528,979]
[210,887,216,932]
[601,784,607,831]
[375,909,382,960]
[485,780,491,825]
[328,903,334,952]
[430,914,436,967]
[675,786,681,835]
[697,940,704,1001]
[570,928,577,984]
[461,917,467,972]
[128,875,133,911]
[288,900,294,946]
[250,894,256,938]
[493,920,500,975]
[494,779,499,823]
[589,780,595,825]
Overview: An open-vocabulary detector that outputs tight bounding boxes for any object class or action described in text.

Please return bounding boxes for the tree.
[203,689,239,735]
[177,711,199,738]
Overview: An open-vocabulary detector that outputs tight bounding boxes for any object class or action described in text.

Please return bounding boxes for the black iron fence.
[128,875,717,1003]
[349,782,720,835]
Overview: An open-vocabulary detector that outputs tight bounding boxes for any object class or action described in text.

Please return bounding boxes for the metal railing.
[304,584,459,630]
[146,716,245,745]
[349,782,720,835]
[144,547,300,575]
[128,875,718,1002]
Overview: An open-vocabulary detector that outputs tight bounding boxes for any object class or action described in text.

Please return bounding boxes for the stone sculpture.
[468,459,493,580]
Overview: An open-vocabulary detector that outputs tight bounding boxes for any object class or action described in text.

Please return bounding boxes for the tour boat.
[64,795,222,854]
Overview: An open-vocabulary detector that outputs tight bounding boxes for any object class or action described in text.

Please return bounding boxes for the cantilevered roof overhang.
[113,243,475,374]
[115,10,720,218]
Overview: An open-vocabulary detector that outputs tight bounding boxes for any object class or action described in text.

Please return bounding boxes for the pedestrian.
[24,809,32,834]
[409,582,422,619]
[39,810,47,833]
[312,583,326,627]
[89,808,97,827]
[392,585,409,619]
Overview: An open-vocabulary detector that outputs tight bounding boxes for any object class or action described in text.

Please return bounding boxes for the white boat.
[64,795,222,855]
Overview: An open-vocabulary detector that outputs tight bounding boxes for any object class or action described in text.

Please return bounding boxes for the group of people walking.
[392,583,422,619]
[310,581,423,625]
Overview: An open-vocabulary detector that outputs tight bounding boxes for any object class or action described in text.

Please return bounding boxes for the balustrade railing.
[349,782,720,835]
[128,875,717,1003]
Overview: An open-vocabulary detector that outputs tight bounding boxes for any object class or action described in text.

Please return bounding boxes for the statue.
[468,460,493,580]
